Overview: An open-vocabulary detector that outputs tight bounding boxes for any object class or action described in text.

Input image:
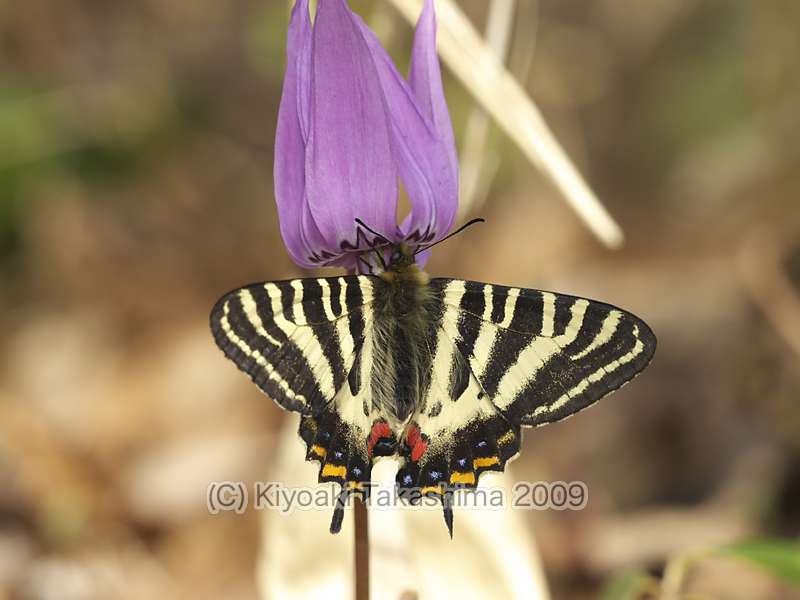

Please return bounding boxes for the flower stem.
[354,496,370,600]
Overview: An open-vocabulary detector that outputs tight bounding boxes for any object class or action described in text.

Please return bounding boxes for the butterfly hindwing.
[395,363,520,535]
[393,281,520,534]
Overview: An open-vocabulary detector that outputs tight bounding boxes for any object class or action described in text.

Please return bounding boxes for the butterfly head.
[356,218,485,282]
[378,242,430,286]
[388,242,416,270]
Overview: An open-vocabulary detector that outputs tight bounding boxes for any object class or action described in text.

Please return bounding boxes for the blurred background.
[1,0,799,598]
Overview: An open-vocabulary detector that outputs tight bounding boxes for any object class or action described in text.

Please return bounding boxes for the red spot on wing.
[407,424,420,448]
[406,424,429,462]
[368,420,393,458]
[411,438,428,462]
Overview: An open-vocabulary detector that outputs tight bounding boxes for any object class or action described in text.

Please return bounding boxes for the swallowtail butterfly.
[210,240,656,535]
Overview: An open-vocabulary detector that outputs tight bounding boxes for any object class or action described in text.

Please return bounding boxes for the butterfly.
[210,239,656,536]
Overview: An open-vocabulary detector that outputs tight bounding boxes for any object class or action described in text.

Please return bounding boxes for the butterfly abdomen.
[371,265,440,426]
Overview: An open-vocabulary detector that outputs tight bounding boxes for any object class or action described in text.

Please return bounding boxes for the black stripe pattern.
[432,278,657,427]
[209,276,374,414]
[211,272,656,537]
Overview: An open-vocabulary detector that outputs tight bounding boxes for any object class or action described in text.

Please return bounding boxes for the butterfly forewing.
[434,278,657,426]
[209,276,374,413]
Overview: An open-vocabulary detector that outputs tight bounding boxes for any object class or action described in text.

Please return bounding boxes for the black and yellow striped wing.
[210,275,388,531]
[210,276,374,414]
[211,275,656,536]
[395,279,656,533]
[439,279,657,427]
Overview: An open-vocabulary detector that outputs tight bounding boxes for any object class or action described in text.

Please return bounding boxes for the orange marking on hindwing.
[321,464,347,478]
[473,456,499,469]
[450,471,475,485]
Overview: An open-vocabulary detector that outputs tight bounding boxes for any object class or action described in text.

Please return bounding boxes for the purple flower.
[274,0,458,273]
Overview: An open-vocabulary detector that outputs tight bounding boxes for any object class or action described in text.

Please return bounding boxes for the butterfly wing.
[210,276,373,413]
[438,279,657,424]
[396,278,656,534]
[210,275,386,530]
[296,298,401,532]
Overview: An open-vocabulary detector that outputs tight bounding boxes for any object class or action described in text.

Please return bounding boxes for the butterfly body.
[370,244,438,425]
[210,252,656,535]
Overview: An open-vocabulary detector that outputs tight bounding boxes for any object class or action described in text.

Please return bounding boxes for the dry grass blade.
[387,0,625,248]
[458,0,516,217]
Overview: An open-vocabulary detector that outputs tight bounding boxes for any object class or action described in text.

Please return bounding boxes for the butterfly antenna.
[414,218,486,255]
[354,218,391,243]
[373,248,387,270]
[354,218,393,271]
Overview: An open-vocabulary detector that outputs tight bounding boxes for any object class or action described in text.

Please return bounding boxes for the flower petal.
[304,0,399,252]
[408,0,458,238]
[274,0,325,268]
[350,4,458,245]
[410,0,458,175]
[413,247,433,269]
